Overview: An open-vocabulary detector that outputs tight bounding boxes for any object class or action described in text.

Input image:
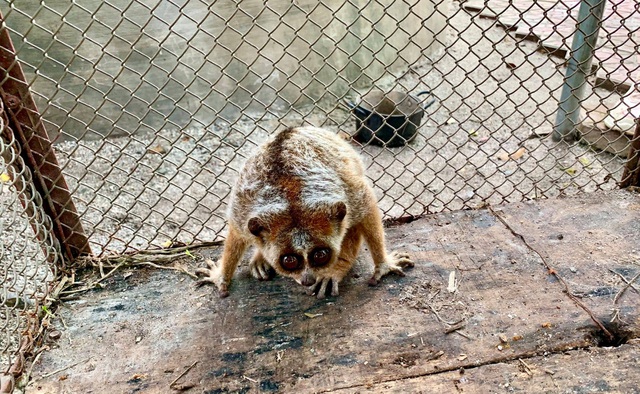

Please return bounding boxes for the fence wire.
[0,2,636,238]
[0,93,58,391]
[1,0,639,386]
[0,0,637,326]
[1,0,637,254]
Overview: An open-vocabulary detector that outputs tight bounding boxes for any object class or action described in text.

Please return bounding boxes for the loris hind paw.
[368,251,414,286]
[195,259,230,297]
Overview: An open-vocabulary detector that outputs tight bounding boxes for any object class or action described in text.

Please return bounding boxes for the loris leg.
[310,225,362,299]
[195,223,247,297]
[359,199,414,286]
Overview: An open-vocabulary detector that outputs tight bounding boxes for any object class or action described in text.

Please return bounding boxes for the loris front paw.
[305,258,354,299]
[195,259,230,297]
[368,251,414,286]
[249,253,274,281]
[307,273,346,300]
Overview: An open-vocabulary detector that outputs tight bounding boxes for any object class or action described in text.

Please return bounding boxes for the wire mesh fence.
[2,0,636,257]
[0,0,639,386]
[0,90,58,392]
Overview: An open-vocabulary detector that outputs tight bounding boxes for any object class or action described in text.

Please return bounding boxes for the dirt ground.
[49,4,626,256]
[26,189,640,393]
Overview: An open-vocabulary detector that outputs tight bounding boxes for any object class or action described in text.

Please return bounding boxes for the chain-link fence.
[1,0,639,387]
[1,87,58,391]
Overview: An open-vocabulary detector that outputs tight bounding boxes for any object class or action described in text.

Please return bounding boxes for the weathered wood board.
[29,190,640,393]
[494,190,640,338]
[331,341,640,393]
[578,105,632,158]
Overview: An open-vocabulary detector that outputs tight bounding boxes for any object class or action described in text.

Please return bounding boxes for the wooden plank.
[578,105,632,158]
[493,190,640,339]
[330,342,640,393]
[29,190,640,393]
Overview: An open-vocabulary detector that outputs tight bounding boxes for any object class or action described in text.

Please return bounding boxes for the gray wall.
[3,0,448,140]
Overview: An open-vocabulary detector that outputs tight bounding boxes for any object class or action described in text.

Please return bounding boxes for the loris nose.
[300,271,315,287]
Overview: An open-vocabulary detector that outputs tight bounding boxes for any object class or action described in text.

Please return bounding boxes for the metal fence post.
[552,0,606,142]
[0,12,91,263]
[620,118,640,188]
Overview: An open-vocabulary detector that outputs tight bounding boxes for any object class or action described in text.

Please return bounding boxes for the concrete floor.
[28,189,640,393]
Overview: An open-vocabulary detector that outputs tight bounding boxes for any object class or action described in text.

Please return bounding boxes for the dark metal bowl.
[345,90,436,147]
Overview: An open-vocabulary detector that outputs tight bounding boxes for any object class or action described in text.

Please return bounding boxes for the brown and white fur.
[196,126,413,298]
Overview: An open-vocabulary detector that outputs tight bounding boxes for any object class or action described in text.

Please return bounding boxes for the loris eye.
[280,254,302,271]
[311,248,331,266]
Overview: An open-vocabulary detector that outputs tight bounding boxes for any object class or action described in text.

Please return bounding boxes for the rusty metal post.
[620,118,640,188]
[0,12,91,263]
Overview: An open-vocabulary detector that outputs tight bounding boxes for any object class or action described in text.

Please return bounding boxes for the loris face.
[247,201,348,288]
[262,228,341,286]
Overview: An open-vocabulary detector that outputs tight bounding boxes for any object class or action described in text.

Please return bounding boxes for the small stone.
[49,330,62,340]
[570,267,577,273]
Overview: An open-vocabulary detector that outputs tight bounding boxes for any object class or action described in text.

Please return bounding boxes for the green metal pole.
[552,0,606,142]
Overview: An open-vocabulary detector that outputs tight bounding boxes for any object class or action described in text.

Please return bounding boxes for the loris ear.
[332,202,347,222]
[248,217,267,237]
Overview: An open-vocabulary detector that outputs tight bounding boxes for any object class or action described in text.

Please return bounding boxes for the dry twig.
[58,241,221,298]
[38,358,91,380]
[610,270,640,304]
[444,321,466,334]
[518,358,533,376]
[488,206,615,342]
[170,361,198,388]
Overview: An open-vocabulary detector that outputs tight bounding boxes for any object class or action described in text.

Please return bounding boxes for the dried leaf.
[496,151,510,161]
[304,313,323,318]
[0,172,10,183]
[505,62,517,70]
[497,147,527,161]
[510,147,526,160]
[498,333,508,343]
[512,334,524,341]
[161,240,173,248]
[564,167,576,175]
[579,157,591,167]
[148,145,166,154]
[541,322,552,328]
[468,128,478,137]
